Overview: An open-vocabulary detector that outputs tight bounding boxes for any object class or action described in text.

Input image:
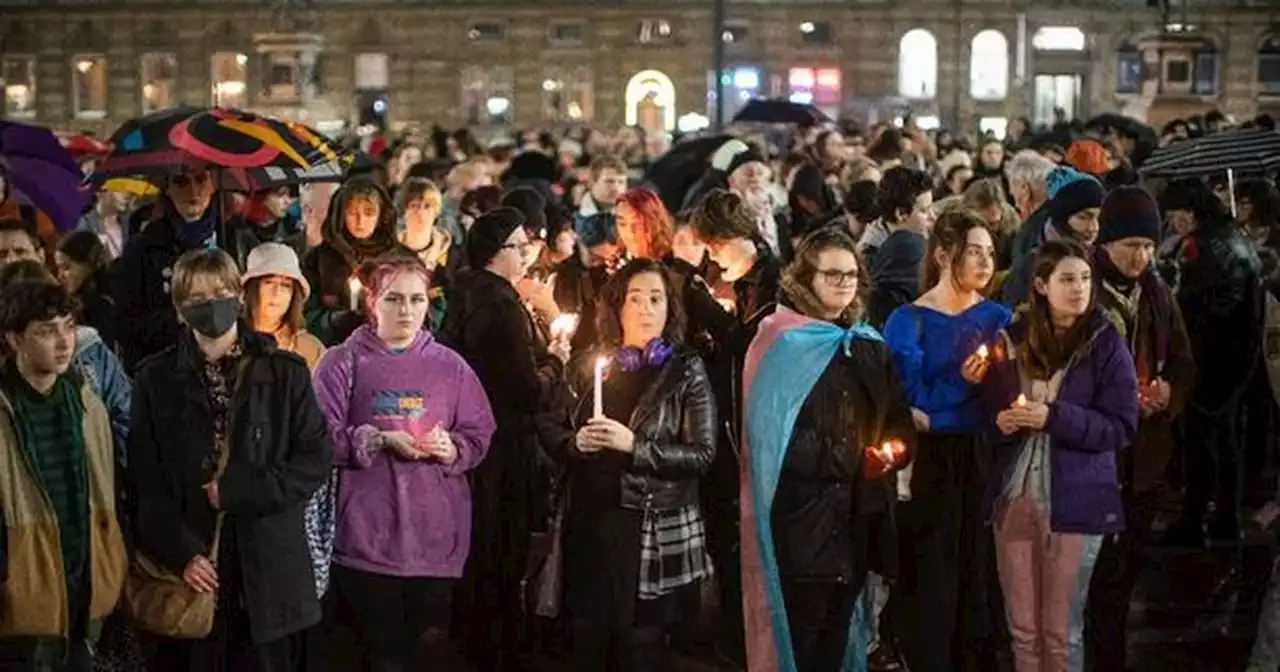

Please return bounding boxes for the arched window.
[1032,26,1086,52]
[1260,34,1280,95]
[969,29,1009,100]
[898,29,938,99]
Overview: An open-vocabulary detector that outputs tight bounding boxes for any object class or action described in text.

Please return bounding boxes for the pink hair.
[357,253,432,328]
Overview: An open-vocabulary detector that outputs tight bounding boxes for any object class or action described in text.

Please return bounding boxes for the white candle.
[347,277,361,312]
[550,313,579,340]
[1015,394,1028,407]
[975,344,989,360]
[593,356,608,418]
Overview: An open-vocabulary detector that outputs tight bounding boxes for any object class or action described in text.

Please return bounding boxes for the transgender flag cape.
[740,305,879,672]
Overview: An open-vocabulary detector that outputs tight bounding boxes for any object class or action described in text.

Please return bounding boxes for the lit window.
[980,117,1008,139]
[635,19,672,44]
[139,52,177,114]
[71,55,107,119]
[898,29,938,99]
[2,56,36,118]
[211,52,248,108]
[468,22,505,42]
[1032,27,1086,52]
[1260,35,1280,95]
[969,30,1009,101]
[461,66,513,125]
[542,66,594,122]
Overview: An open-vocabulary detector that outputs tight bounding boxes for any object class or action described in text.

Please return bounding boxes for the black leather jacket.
[542,348,718,512]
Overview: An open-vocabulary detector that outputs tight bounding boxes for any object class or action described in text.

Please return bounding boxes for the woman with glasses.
[741,228,915,672]
[129,248,332,671]
[881,211,1012,672]
[438,208,571,670]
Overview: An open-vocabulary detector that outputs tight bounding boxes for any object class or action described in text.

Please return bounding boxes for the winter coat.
[982,313,1140,535]
[867,229,927,330]
[225,215,306,272]
[541,348,718,512]
[771,339,915,583]
[129,329,332,643]
[73,326,130,467]
[311,326,495,578]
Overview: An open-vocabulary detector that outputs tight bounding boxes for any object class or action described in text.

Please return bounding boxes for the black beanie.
[1047,176,1105,228]
[501,187,548,239]
[1096,186,1162,246]
[466,207,527,269]
[725,146,767,177]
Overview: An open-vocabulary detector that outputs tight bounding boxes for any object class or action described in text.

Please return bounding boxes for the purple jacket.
[312,325,495,578]
[982,313,1140,535]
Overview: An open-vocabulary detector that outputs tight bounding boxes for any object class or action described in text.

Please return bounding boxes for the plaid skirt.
[637,505,713,601]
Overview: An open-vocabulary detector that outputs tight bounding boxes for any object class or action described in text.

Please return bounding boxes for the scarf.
[1093,247,1172,377]
[740,305,878,672]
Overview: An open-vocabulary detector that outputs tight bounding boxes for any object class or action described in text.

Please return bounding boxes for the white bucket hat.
[242,242,311,300]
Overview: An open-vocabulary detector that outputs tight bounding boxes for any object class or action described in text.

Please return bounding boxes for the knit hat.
[1096,186,1162,246]
[724,146,767,178]
[242,242,310,300]
[465,207,527,268]
[501,187,548,239]
[1065,139,1111,176]
[1047,173,1105,227]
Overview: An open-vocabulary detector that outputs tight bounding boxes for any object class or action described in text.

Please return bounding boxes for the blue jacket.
[74,326,131,468]
[982,312,1140,535]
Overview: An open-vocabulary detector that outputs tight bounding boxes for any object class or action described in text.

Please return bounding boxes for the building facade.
[1,0,1278,137]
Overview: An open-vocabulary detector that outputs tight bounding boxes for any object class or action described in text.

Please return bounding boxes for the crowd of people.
[1,106,1280,672]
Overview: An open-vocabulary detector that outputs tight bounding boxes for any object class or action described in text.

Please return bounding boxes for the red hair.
[357,252,432,328]
[615,188,674,260]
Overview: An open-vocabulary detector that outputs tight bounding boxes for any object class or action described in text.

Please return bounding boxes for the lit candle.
[347,277,362,312]
[975,344,989,360]
[1015,394,1028,407]
[593,356,609,418]
[550,313,579,340]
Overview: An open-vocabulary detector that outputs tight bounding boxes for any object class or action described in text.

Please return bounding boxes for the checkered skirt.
[638,504,713,601]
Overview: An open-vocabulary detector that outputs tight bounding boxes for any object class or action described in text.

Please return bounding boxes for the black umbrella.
[640,134,733,214]
[732,99,829,127]
[1139,128,1280,178]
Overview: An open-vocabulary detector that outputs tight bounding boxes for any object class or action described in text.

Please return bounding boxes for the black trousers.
[333,564,466,672]
[570,619,672,672]
[1182,400,1243,522]
[781,579,861,672]
[0,638,92,672]
[702,459,745,663]
[1084,487,1161,672]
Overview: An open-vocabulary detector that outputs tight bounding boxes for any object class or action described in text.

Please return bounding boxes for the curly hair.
[687,189,758,244]
[0,280,78,341]
[615,187,674,260]
[782,227,871,323]
[594,259,687,346]
[877,166,934,224]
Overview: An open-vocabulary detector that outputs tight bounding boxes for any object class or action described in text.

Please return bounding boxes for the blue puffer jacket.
[74,325,131,468]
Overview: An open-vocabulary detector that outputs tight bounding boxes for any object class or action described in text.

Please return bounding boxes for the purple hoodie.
[312,325,495,578]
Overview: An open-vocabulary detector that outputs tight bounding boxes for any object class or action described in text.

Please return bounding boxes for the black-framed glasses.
[816,269,859,286]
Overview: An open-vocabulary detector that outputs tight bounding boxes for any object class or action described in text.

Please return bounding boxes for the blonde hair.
[171,248,241,305]
[396,177,442,213]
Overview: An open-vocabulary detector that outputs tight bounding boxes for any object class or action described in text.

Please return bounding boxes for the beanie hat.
[710,139,750,172]
[465,207,526,269]
[1047,173,1105,228]
[724,146,767,178]
[501,187,548,239]
[1096,186,1162,246]
[1065,139,1111,177]
[574,212,618,249]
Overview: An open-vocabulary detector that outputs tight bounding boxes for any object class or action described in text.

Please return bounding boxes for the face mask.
[182,297,241,339]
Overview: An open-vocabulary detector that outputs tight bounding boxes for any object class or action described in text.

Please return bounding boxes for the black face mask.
[182,297,241,339]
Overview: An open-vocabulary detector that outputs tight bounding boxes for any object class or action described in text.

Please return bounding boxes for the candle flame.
[1015,394,1028,407]
[551,313,579,337]
[595,356,609,371]
[976,344,989,359]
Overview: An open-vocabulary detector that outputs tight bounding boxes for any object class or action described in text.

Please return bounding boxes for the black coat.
[770,338,915,583]
[128,328,332,643]
[543,349,718,512]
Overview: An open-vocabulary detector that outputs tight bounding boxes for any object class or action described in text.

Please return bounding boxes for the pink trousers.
[993,495,1103,672]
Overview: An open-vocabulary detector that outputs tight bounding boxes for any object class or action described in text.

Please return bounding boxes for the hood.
[321,176,400,264]
[868,229,926,285]
[75,325,102,356]
[347,323,436,359]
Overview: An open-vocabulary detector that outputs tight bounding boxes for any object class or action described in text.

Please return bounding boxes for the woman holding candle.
[981,240,1139,672]
[540,258,716,672]
[302,176,411,347]
[880,210,1012,672]
[741,228,916,672]
[311,253,496,672]
[437,207,572,671]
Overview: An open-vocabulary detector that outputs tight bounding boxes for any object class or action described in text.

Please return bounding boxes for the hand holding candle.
[347,277,362,312]
[961,343,992,384]
[1015,394,1027,407]
[863,438,907,479]
[593,356,609,419]
[550,313,579,340]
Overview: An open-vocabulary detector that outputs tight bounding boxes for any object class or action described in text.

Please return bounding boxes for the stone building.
[1,0,1278,138]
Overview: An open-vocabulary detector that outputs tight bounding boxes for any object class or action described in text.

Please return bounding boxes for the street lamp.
[713,0,726,131]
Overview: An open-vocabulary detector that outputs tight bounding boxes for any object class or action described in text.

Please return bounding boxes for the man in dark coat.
[438,208,568,672]
[129,248,331,668]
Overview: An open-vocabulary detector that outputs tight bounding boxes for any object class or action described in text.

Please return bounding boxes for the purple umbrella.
[0,120,92,233]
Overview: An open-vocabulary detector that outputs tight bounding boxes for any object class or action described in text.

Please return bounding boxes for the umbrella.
[1139,128,1280,178]
[732,99,830,127]
[91,107,346,191]
[100,177,159,197]
[57,132,111,160]
[0,120,92,232]
[641,134,733,213]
